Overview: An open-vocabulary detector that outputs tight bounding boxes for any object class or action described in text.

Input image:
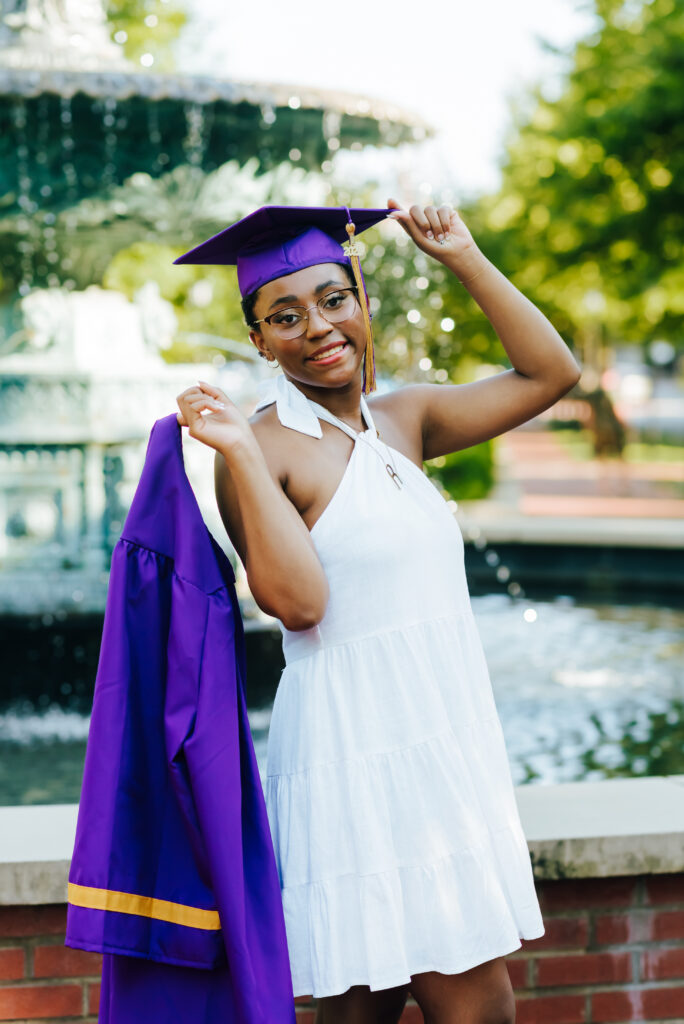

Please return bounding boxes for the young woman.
[176,199,581,1024]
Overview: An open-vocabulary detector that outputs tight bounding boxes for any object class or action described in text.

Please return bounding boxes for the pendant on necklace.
[386,464,403,488]
[373,427,403,488]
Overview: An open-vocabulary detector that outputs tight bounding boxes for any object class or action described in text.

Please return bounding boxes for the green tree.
[443,0,684,378]
[105,0,187,71]
[323,183,500,387]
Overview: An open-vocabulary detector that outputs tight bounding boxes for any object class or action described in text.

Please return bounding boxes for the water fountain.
[0,0,432,614]
[0,0,430,300]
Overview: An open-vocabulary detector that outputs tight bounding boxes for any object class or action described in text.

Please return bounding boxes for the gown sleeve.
[65,538,226,971]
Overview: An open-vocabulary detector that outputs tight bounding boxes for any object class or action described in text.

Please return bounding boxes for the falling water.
[12,98,35,297]
[98,96,119,190]
[59,95,78,205]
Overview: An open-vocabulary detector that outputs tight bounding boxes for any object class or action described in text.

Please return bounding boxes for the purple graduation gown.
[65,413,295,1024]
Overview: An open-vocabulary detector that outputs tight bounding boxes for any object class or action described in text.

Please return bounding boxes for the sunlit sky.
[176,0,597,200]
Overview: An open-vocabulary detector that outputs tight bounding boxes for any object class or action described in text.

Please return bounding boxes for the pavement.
[454,425,684,548]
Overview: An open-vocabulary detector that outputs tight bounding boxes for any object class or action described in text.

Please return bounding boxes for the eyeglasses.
[253,287,359,340]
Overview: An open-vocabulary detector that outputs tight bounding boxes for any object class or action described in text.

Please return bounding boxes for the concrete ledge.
[516,774,684,879]
[456,507,684,548]
[2,777,684,904]
[0,804,77,905]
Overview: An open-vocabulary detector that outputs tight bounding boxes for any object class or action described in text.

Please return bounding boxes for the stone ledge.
[515,774,684,880]
[456,507,684,548]
[2,776,684,904]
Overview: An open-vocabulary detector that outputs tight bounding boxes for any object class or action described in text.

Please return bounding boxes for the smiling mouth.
[308,342,350,362]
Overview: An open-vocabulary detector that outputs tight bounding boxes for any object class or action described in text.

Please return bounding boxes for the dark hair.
[241,261,357,329]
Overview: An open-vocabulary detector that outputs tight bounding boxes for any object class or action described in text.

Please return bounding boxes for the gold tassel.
[345,220,376,395]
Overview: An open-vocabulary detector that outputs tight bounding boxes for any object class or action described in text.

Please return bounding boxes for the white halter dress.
[253,374,545,999]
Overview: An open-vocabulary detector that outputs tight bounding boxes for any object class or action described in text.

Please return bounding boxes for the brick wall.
[1,874,683,1022]
[0,906,100,1022]
[509,874,684,1024]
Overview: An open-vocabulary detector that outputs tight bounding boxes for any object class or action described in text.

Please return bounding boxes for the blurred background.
[0,0,682,805]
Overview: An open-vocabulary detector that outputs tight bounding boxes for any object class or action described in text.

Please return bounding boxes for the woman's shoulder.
[247,401,282,448]
[247,400,279,432]
[367,382,427,429]
[367,384,427,465]
[246,401,321,486]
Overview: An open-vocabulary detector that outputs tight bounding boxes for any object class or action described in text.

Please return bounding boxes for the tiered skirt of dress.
[264,608,545,998]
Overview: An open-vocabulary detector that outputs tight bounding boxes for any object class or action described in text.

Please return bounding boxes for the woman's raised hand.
[176,381,255,458]
[386,198,483,281]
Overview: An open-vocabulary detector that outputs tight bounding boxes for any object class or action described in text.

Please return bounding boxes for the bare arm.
[386,199,582,460]
[177,382,329,631]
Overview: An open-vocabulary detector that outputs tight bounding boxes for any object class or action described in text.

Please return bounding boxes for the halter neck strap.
[252,373,377,440]
[305,394,376,442]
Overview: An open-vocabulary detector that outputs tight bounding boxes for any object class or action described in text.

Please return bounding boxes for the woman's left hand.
[386,198,483,280]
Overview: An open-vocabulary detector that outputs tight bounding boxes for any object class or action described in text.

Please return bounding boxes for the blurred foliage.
[446,0,684,368]
[625,441,684,461]
[553,428,684,463]
[100,161,332,359]
[48,161,332,293]
[356,0,684,394]
[105,0,187,71]
[424,440,495,501]
[296,180,509,388]
[103,240,247,361]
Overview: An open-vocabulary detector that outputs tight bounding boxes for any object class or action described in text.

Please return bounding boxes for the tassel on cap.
[344,218,377,395]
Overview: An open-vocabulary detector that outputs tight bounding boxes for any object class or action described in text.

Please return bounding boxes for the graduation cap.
[173,205,393,394]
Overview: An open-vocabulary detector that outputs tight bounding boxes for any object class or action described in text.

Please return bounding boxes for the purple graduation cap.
[173,205,394,394]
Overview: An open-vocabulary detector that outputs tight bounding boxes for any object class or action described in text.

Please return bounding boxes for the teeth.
[311,343,345,360]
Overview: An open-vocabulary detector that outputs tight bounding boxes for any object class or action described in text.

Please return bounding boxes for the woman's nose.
[305,305,333,337]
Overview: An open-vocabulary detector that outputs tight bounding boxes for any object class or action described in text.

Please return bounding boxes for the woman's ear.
[249,329,264,353]
[249,333,276,362]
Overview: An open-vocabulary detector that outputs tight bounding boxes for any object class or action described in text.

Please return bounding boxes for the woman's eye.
[273,310,302,325]
[322,292,345,308]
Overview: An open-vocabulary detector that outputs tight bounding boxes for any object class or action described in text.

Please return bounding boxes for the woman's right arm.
[177,382,329,631]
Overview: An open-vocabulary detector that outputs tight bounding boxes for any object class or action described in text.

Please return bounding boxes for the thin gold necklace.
[347,419,403,491]
[309,398,404,490]
[361,430,403,489]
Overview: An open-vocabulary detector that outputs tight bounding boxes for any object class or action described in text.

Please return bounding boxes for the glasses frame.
[253,285,359,337]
